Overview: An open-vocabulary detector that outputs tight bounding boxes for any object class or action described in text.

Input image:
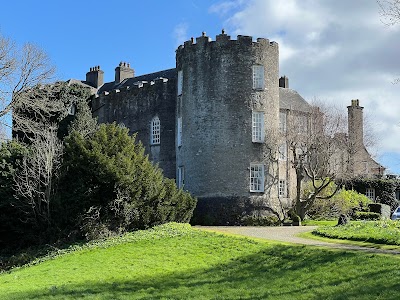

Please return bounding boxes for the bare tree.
[0,33,55,136]
[13,126,63,227]
[284,103,352,220]
[378,0,400,25]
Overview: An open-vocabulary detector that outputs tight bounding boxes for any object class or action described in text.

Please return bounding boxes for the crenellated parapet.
[176,30,278,57]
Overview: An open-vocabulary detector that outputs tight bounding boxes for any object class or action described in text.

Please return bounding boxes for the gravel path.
[196,226,400,255]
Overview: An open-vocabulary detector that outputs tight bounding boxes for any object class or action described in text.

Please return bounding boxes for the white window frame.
[279,143,287,161]
[279,111,286,133]
[177,166,184,189]
[252,111,265,143]
[252,65,264,90]
[365,188,375,201]
[279,180,287,197]
[250,163,264,192]
[150,116,160,145]
[177,70,183,96]
[177,117,182,147]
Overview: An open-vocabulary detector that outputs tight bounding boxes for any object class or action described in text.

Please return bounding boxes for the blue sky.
[2,0,400,174]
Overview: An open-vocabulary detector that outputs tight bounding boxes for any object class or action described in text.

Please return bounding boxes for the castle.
[76,31,383,224]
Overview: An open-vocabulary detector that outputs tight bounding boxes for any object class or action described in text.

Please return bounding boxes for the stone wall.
[91,78,177,178]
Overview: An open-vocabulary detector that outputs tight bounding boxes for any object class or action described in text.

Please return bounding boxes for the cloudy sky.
[1,0,400,172]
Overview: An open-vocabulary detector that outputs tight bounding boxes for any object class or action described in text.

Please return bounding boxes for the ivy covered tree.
[56,123,196,240]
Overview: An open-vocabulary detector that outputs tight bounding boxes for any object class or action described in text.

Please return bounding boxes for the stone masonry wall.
[91,78,177,178]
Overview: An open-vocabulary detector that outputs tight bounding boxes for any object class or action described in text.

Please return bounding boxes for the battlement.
[177,29,277,52]
[95,77,171,99]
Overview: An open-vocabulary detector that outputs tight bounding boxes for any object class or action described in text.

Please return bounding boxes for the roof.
[97,68,177,94]
[279,87,312,113]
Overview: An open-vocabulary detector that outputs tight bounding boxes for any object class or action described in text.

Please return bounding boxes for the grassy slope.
[1,223,400,300]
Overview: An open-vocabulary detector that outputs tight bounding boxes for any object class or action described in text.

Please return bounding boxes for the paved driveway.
[196,226,400,255]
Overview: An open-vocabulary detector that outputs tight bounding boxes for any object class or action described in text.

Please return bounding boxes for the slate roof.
[97,68,176,94]
[279,87,312,113]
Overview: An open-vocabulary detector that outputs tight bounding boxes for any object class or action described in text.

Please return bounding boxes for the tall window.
[279,180,286,197]
[252,111,264,143]
[177,117,182,147]
[279,143,287,161]
[250,163,264,192]
[151,116,160,145]
[177,166,185,189]
[177,70,183,95]
[279,112,286,133]
[252,65,264,90]
[365,188,375,201]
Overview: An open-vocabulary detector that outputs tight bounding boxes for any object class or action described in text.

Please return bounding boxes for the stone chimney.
[347,99,364,147]
[279,76,289,88]
[115,62,134,84]
[85,66,104,88]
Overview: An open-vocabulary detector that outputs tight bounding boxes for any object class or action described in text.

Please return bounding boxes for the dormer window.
[151,116,160,145]
[252,65,264,90]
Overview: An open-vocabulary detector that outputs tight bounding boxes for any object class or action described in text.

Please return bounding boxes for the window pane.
[177,70,183,95]
[252,112,264,143]
[177,117,182,146]
[279,143,287,161]
[279,180,286,197]
[151,116,160,145]
[250,164,264,192]
[252,65,264,89]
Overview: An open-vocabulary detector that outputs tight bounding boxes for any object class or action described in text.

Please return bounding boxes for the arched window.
[151,116,161,145]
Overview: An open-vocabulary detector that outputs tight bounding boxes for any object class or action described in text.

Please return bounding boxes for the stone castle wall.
[91,78,177,178]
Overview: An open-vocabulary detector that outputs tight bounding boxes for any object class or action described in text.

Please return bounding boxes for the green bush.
[56,123,196,240]
[353,211,381,220]
[306,187,372,220]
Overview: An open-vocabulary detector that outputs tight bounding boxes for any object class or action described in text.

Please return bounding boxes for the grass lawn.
[314,220,400,245]
[1,223,400,300]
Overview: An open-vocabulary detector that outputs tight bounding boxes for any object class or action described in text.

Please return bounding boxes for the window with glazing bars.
[252,111,264,143]
[250,164,264,192]
[151,116,160,145]
[279,180,286,197]
[252,65,264,89]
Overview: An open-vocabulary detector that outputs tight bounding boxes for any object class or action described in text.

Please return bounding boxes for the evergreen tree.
[56,123,196,240]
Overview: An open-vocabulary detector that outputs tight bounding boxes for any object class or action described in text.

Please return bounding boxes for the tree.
[57,123,196,240]
[285,103,353,220]
[13,126,63,229]
[378,0,400,25]
[0,33,55,135]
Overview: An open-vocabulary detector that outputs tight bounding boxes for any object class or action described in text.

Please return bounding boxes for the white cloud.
[210,0,400,172]
[173,22,189,48]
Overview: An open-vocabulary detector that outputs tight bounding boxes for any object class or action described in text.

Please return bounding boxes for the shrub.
[353,211,381,221]
[56,123,196,240]
[306,187,372,220]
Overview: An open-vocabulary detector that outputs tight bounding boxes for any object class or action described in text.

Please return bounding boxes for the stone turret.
[176,30,280,221]
[115,62,134,84]
[86,66,104,88]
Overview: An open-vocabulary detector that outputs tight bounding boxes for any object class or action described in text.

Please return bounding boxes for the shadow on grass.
[7,244,400,300]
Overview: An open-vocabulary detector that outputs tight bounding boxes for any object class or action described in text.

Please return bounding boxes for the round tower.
[176,31,280,224]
